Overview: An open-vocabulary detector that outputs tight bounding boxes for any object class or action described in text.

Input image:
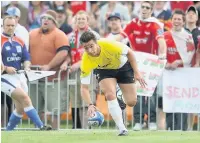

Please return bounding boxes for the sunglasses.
[41,16,52,21]
[141,6,151,10]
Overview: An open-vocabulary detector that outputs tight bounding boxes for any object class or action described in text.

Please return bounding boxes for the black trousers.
[71,108,82,129]
[133,94,156,123]
[166,113,188,131]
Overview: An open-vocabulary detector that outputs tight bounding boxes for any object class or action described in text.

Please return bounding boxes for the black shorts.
[95,62,134,84]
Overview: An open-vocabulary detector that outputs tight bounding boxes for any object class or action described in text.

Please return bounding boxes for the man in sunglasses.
[29,10,70,129]
[115,1,167,131]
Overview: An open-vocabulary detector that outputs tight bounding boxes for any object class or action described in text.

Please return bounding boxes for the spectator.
[115,1,167,131]
[55,6,73,35]
[28,1,49,30]
[1,16,51,131]
[60,10,100,129]
[52,1,73,25]
[164,9,195,131]
[1,1,28,27]
[185,6,200,50]
[153,1,172,31]
[99,2,131,36]
[4,7,29,51]
[29,10,70,129]
[185,6,200,130]
[107,12,129,45]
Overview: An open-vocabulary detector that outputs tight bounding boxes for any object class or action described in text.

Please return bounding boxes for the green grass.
[1,130,200,143]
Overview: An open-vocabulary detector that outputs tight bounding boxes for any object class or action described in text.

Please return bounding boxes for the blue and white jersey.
[1,33,30,70]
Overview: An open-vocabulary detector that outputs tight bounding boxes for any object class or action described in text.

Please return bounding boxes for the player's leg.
[99,78,127,134]
[1,76,51,130]
[6,99,23,130]
[11,88,47,129]
[118,83,137,107]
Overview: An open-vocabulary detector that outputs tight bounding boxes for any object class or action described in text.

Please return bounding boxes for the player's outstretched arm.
[127,48,147,88]
[81,84,93,105]
[81,84,96,117]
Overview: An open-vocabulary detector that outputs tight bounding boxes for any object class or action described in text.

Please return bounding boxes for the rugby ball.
[88,111,104,126]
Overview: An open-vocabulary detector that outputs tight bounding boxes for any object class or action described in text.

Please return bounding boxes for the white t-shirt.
[15,24,29,51]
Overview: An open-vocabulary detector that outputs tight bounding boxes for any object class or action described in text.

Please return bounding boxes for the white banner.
[135,52,167,96]
[163,68,200,113]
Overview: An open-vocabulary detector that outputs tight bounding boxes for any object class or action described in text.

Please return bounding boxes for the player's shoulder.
[13,36,25,47]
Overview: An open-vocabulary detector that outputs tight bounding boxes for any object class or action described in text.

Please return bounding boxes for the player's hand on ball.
[88,104,97,117]
[135,71,147,88]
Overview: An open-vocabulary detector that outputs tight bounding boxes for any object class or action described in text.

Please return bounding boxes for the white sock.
[107,99,127,131]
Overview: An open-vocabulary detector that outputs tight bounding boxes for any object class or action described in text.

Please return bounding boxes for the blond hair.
[74,10,89,22]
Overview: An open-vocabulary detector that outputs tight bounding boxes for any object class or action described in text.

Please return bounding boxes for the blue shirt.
[1,33,30,70]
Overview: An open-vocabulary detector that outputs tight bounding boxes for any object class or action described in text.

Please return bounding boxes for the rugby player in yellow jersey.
[80,31,146,136]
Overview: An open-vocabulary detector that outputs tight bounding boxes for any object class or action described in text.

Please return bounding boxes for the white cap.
[5,7,21,17]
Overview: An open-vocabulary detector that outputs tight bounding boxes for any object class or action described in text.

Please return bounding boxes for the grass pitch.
[1,130,200,143]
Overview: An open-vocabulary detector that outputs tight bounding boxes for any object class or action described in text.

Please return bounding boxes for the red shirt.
[121,18,163,54]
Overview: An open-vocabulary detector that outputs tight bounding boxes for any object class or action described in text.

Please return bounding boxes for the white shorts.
[1,73,28,97]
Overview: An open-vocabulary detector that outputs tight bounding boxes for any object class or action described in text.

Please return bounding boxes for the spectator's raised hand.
[60,64,68,71]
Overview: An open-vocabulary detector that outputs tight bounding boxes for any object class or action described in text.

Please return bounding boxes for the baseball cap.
[107,12,121,20]
[55,6,65,14]
[5,7,21,17]
[186,6,198,17]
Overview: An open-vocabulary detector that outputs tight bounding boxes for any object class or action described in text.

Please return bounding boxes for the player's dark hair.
[171,9,185,22]
[80,31,97,44]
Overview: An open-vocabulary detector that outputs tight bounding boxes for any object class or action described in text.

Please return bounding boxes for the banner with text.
[163,68,200,113]
[134,52,167,96]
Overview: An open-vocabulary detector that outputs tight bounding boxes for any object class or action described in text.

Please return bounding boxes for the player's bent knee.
[126,99,137,107]
[105,91,116,101]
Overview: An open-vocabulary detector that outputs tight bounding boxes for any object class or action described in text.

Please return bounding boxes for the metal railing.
[1,66,200,131]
